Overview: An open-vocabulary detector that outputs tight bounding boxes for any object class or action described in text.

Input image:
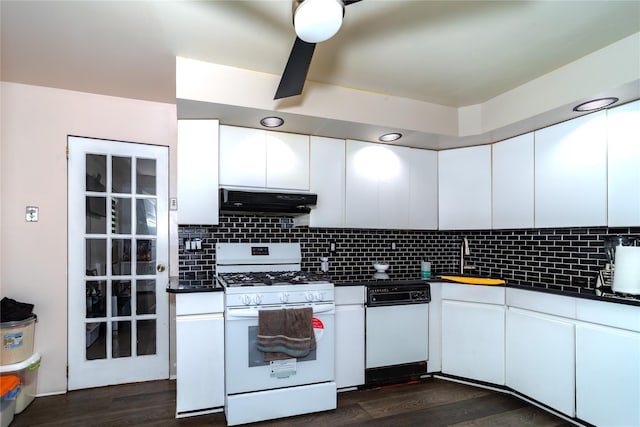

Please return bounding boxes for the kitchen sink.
[438,275,506,285]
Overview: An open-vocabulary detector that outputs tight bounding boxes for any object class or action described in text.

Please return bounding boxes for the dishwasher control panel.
[366,283,431,307]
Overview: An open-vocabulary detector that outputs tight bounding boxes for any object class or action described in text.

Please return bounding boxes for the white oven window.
[247,326,317,367]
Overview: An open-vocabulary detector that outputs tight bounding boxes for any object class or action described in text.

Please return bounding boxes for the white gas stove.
[216,243,336,426]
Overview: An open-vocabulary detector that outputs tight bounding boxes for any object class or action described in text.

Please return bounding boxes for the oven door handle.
[227,304,335,318]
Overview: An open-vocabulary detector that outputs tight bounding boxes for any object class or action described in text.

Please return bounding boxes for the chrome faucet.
[460,237,474,274]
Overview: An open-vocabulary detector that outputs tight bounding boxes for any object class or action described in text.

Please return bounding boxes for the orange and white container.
[0,353,40,414]
[0,375,21,427]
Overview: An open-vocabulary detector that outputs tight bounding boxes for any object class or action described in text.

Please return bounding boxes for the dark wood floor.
[12,378,573,427]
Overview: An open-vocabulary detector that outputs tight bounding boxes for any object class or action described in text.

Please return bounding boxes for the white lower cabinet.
[575,299,640,426]
[576,324,640,427]
[335,286,365,389]
[441,284,505,385]
[505,308,575,417]
[175,292,225,416]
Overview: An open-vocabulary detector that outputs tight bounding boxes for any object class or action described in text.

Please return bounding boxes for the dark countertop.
[166,280,224,294]
[166,270,640,306]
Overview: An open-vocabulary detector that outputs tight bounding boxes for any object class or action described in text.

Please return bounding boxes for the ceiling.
[2,1,639,148]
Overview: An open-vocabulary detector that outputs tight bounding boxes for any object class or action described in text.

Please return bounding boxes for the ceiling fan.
[274,0,362,100]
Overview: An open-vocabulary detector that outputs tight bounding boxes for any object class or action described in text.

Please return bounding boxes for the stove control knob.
[314,292,324,301]
[280,293,289,303]
[253,294,263,305]
[241,295,252,305]
[305,293,314,302]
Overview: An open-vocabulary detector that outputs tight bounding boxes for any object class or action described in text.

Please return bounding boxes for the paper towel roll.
[613,246,640,295]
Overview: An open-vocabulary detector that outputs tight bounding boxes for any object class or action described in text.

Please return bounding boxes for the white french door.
[67,136,169,390]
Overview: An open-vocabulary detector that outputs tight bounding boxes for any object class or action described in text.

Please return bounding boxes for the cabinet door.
[492,133,534,229]
[345,140,380,228]
[441,300,505,385]
[309,136,345,227]
[576,323,640,427]
[335,304,365,389]
[438,145,492,230]
[534,111,607,227]
[177,120,219,225]
[219,126,266,187]
[409,148,438,229]
[266,131,309,190]
[176,313,225,414]
[607,99,640,226]
[506,308,575,416]
[378,145,410,229]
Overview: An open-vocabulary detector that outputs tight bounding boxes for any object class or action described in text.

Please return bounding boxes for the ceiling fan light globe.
[294,0,344,43]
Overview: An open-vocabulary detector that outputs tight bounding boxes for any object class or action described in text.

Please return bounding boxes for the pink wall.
[1,82,177,395]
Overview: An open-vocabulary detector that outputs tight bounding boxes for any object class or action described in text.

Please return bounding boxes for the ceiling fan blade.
[344,0,362,5]
[274,37,317,99]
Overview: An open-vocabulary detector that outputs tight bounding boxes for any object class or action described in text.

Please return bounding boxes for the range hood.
[219,188,317,215]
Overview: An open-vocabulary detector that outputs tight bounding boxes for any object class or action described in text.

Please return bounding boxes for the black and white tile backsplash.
[179,215,640,296]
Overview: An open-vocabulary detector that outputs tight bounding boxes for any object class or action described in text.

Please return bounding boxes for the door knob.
[156,264,166,273]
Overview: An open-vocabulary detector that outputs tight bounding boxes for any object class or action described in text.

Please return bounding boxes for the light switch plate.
[26,206,39,222]
[170,198,178,211]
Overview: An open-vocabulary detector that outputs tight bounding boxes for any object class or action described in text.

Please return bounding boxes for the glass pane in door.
[86,239,106,276]
[112,156,132,193]
[86,154,106,192]
[86,322,106,360]
[86,197,106,233]
[112,239,132,275]
[112,198,132,234]
[136,158,156,195]
[86,281,106,318]
[137,319,156,356]
[136,199,157,235]
[136,239,156,275]
[136,280,156,315]
[112,321,131,358]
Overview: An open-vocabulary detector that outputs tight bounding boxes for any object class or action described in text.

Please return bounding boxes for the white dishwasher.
[365,281,430,387]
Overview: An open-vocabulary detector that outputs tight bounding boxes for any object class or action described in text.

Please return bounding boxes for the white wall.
[0,82,178,395]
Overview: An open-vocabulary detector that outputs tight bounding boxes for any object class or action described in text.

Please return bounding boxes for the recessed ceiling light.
[260,116,284,127]
[379,132,402,142]
[573,97,619,112]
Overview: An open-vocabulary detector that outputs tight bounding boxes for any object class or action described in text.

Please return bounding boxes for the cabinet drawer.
[335,286,365,305]
[176,292,224,315]
[441,282,504,305]
[576,298,640,332]
[506,288,576,319]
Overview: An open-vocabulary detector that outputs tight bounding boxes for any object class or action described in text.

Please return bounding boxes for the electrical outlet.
[329,241,337,253]
[391,242,397,250]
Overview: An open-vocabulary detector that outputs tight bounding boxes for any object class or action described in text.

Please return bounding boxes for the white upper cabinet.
[309,136,345,227]
[219,126,266,188]
[265,131,309,190]
[534,111,607,228]
[219,125,309,190]
[345,140,436,229]
[607,99,640,226]
[438,145,492,230]
[177,119,219,225]
[409,149,438,229]
[378,145,411,229]
[346,140,409,228]
[492,133,534,229]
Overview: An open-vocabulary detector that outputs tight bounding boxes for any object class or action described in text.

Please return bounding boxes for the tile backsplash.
[179,215,639,295]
